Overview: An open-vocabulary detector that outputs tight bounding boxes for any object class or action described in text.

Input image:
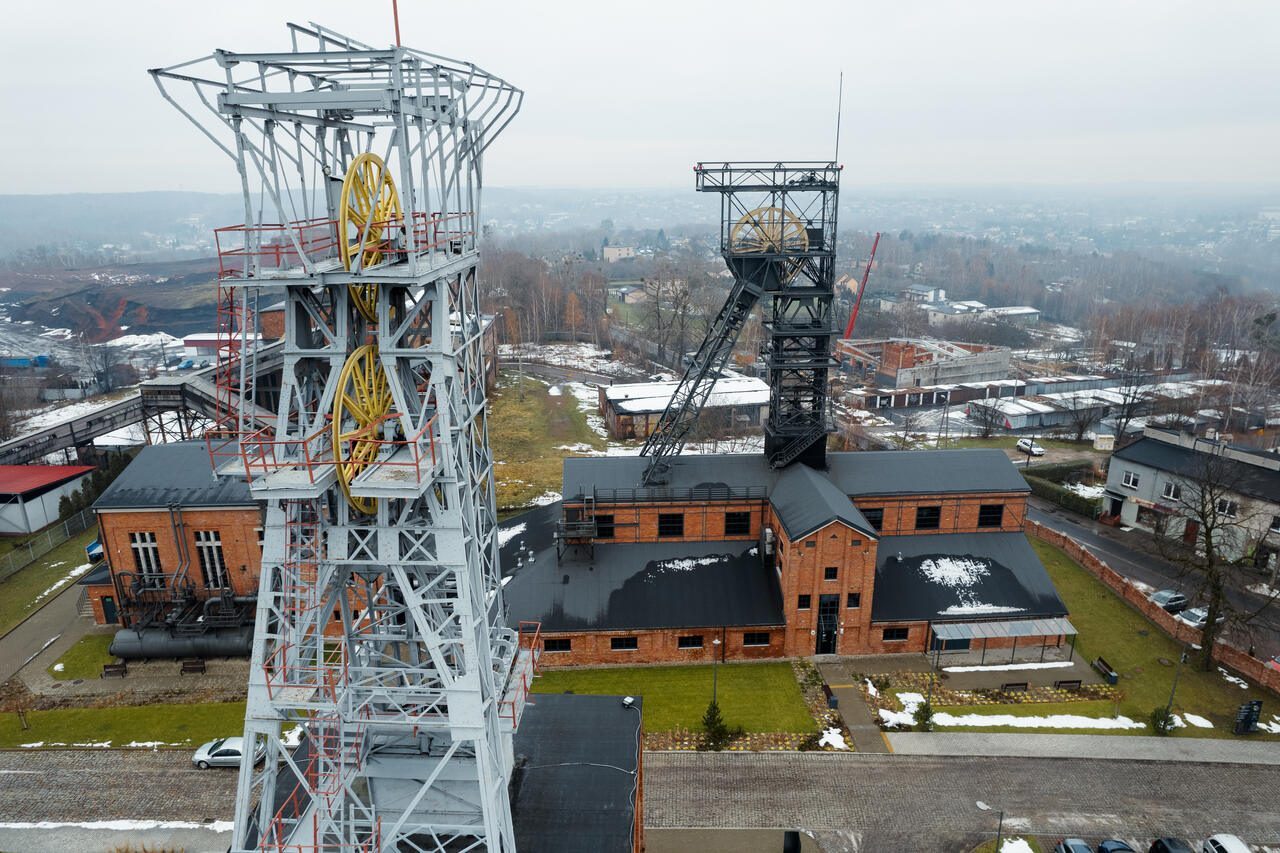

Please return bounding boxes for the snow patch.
[1000,840,1035,853]
[1219,667,1249,690]
[547,385,562,396]
[33,562,93,603]
[818,728,848,750]
[919,557,990,588]
[0,820,234,832]
[864,678,878,698]
[1062,482,1105,499]
[497,522,527,549]
[935,712,1145,730]
[530,491,561,506]
[939,603,1025,615]
[1182,713,1213,729]
[942,661,1074,673]
[52,663,64,672]
[1248,582,1280,598]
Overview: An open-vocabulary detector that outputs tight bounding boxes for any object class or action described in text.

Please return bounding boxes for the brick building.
[503,450,1070,666]
[85,441,262,653]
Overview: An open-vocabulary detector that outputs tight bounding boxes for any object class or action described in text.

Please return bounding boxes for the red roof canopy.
[0,465,96,496]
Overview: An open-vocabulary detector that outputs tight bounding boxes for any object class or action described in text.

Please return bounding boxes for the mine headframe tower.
[151,22,538,852]
[641,162,841,483]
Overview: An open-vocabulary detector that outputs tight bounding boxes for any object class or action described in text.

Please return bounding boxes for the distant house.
[902,284,946,304]
[0,464,96,535]
[981,306,1041,326]
[602,246,637,263]
[600,376,769,439]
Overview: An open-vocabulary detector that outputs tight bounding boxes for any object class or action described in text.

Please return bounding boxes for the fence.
[1025,519,1280,696]
[0,508,97,584]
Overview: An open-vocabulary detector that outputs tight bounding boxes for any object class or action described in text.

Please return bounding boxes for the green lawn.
[489,372,605,511]
[48,634,116,680]
[0,701,247,748]
[932,539,1278,737]
[0,528,99,636]
[532,662,816,733]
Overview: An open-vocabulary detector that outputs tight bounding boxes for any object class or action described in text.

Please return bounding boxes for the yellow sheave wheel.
[339,153,402,321]
[332,344,393,515]
[729,206,808,282]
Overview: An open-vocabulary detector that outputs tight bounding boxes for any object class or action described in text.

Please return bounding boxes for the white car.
[192,736,264,769]
[1202,835,1251,853]
[1176,607,1225,630]
[1016,438,1046,456]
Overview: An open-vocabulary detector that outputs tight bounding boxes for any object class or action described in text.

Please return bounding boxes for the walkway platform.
[887,731,1280,764]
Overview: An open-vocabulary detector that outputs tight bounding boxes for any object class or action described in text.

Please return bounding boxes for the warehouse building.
[599,375,769,439]
[0,464,96,535]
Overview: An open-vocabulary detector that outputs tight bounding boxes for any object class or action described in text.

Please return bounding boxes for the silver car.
[192,736,263,769]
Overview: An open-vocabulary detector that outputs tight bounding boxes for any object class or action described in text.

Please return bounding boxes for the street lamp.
[1163,644,1191,723]
[711,638,722,704]
[976,801,1004,850]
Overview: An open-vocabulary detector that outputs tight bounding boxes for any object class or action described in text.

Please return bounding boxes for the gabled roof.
[1113,436,1280,505]
[0,465,95,497]
[770,464,876,540]
[93,441,255,510]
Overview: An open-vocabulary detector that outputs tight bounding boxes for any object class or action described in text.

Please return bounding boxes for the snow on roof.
[605,376,769,414]
[984,306,1040,316]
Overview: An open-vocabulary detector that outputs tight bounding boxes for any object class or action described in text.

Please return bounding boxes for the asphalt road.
[0,579,89,685]
[1028,497,1280,659]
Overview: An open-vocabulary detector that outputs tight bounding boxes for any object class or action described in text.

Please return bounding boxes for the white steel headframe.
[151,22,532,853]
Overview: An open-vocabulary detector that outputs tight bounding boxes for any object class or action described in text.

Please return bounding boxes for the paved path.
[887,731,1280,764]
[0,581,91,685]
[646,752,1280,849]
[816,662,889,753]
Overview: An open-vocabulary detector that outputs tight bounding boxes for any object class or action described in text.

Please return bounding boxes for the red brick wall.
[1025,520,1280,694]
[854,493,1026,536]
[260,309,285,341]
[571,500,768,545]
[772,517,877,656]
[535,625,785,668]
[861,621,931,654]
[85,583,116,626]
[97,506,263,600]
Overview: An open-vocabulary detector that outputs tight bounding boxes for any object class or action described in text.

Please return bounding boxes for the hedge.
[1023,474,1102,518]
[1019,460,1096,485]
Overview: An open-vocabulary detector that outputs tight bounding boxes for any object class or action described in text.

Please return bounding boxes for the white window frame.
[195,530,229,589]
[1161,481,1182,501]
[1122,470,1140,490]
[1270,515,1280,534]
[1216,498,1238,519]
[129,531,163,587]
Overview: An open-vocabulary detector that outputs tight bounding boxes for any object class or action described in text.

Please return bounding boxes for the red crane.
[842,231,881,338]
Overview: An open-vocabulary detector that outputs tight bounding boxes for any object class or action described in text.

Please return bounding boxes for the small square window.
[1122,470,1140,489]
[846,592,861,608]
[797,594,811,610]
[977,504,1004,528]
[823,566,838,581]
[677,635,703,649]
[1216,498,1238,518]
[915,506,941,530]
[610,636,638,651]
[882,627,909,642]
[657,513,684,537]
[742,631,770,647]
[543,638,572,652]
[805,541,816,548]
[724,511,751,537]
[1161,482,1182,501]
[861,508,884,531]
[595,514,615,538]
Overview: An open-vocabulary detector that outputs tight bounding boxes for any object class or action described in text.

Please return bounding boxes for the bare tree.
[90,344,122,393]
[966,399,1007,440]
[1062,393,1103,442]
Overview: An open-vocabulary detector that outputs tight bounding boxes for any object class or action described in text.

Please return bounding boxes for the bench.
[101,662,127,678]
[999,682,1029,693]
[821,683,839,710]
[1054,679,1083,691]
[180,658,207,676]
[1093,656,1119,685]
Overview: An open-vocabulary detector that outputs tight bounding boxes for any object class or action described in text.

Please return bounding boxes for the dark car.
[1149,840,1194,853]
[1147,589,1189,614]
[1098,842,1136,853]
[1054,841,1092,853]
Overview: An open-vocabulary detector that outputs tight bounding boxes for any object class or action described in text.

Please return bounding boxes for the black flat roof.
[870,532,1067,624]
[770,463,875,540]
[512,693,641,853]
[503,539,783,633]
[561,449,1028,501]
[1113,436,1280,504]
[93,441,255,510]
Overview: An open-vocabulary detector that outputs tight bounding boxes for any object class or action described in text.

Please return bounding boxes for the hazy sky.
[2,0,1278,194]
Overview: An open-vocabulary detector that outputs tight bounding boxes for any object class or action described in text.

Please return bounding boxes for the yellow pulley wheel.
[332,344,393,515]
[338,153,402,321]
[729,205,808,282]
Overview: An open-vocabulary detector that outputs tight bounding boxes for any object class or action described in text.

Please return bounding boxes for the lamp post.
[976,801,1003,850]
[711,637,722,704]
[1163,644,1191,722]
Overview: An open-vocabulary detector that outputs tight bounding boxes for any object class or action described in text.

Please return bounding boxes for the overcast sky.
[2,0,1278,194]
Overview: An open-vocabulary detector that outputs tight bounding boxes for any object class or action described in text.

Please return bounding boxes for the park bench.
[1054,679,1083,691]
[180,658,207,676]
[1092,656,1119,685]
[999,681,1029,692]
[101,662,127,678]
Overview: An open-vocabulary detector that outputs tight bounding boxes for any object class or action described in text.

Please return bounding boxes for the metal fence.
[0,508,97,584]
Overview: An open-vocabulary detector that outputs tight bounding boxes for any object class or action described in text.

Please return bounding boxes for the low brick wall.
[1025,520,1280,695]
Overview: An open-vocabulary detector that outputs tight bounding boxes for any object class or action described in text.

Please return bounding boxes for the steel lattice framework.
[641,162,841,483]
[152,22,537,852]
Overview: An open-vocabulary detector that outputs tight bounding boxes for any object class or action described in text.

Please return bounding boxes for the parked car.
[192,736,263,769]
[1176,607,1225,630]
[1148,840,1194,853]
[1147,589,1190,614]
[1016,437,1046,456]
[1202,836,1251,853]
[1054,841,1092,853]
[1098,842,1136,853]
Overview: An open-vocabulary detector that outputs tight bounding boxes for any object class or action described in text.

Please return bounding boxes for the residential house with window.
[504,448,1071,665]
[86,441,262,632]
[1104,426,1280,568]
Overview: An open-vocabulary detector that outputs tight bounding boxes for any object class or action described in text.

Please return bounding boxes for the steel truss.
[641,161,841,482]
[152,22,536,852]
